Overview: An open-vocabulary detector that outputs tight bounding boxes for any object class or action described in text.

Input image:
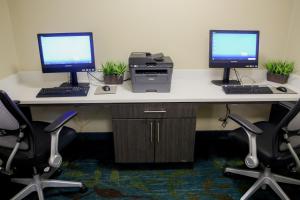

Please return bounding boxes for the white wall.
[0,0,18,78]
[286,0,300,75]
[7,0,293,70]
[2,0,296,132]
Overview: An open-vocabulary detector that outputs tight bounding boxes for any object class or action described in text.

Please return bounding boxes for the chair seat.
[230,121,276,157]
[32,121,77,160]
[0,134,29,150]
[0,121,76,168]
[229,121,300,166]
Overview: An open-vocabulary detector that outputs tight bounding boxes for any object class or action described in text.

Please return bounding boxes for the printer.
[129,52,173,93]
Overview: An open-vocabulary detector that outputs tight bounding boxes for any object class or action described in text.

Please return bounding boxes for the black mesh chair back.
[272,100,300,158]
[0,91,36,162]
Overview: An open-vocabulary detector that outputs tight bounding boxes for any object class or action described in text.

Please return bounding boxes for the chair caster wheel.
[223,171,231,177]
[223,166,231,177]
[80,184,88,193]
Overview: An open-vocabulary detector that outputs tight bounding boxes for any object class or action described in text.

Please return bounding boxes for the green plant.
[102,61,116,75]
[264,60,294,76]
[114,62,127,75]
[102,61,127,76]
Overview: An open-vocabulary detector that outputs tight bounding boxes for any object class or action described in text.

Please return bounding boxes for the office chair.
[224,100,300,200]
[0,91,86,200]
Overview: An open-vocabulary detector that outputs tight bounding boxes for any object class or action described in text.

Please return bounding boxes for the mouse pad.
[94,85,117,95]
[270,86,297,94]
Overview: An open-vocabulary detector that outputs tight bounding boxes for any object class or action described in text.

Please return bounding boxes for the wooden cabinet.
[112,119,154,163]
[154,119,195,163]
[112,103,196,163]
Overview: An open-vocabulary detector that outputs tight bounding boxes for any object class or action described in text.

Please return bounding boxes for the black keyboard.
[36,87,89,98]
[223,85,273,94]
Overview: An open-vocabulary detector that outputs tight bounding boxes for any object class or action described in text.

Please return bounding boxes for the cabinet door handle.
[150,122,153,143]
[144,110,166,113]
[157,122,160,143]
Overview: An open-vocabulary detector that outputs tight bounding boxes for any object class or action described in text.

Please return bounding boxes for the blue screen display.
[211,32,258,61]
[40,35,92,65]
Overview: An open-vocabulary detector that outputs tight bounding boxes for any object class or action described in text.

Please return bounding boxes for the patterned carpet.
[4,132,298,200]
[45,157,266,200]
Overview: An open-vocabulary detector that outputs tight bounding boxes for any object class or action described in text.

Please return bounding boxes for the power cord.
[87,72,104,83]
[218,104,231,128]
[234,68,258,84]
[122,71,131,81]
[87,71,131,82]
[234,68,242,85]
[124,77,131,81]
[240,76,257,84]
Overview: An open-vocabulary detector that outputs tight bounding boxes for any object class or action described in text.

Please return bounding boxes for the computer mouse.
[102,85,110,91]
[276,86,287,93]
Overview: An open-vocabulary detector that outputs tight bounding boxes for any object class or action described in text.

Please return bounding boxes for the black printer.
[129,52,173,93]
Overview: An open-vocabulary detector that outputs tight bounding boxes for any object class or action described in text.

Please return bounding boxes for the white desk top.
[1,69,299,104]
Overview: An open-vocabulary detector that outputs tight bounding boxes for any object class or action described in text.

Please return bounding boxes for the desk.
[1,69,299,163]
[1,69,300,105]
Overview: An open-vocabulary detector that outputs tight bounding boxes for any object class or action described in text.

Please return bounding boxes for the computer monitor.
[209,30,259,85]
[37,32,95,87]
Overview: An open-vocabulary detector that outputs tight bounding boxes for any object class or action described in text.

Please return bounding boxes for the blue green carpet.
[46,157,259,200]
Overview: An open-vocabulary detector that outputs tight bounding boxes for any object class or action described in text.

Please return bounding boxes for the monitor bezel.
[209,30,260,68]
[37,32,96,73]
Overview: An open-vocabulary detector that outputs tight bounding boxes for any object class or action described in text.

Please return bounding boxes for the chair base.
[225,167,300,200]
[10,174,85,200]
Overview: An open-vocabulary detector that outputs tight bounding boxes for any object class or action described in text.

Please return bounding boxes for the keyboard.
[223,85,273,94]
[36,87,89,98]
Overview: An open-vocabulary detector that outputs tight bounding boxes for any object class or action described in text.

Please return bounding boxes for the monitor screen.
[37,32,95,73]
[209,30,259,68]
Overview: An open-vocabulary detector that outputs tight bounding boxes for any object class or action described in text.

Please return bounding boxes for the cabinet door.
[155,118,196,163]
[113,119,155,163]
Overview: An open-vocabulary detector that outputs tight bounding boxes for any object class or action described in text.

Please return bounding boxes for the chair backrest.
[0,100,19,131]
[273,99,300,156]
[286,112,300,132]
[277,100,300,131]
[0,91,35,155]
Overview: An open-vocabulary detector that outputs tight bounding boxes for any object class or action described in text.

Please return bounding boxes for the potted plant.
[102,61,127,84]
[264,60,294,84]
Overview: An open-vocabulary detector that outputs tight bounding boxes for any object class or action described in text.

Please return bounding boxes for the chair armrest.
[13,100,20,105]
[279,101,296,110]
[229,113,263,135]
[229,113,261,168]
[44,111,77,168]
[44,111,77,133]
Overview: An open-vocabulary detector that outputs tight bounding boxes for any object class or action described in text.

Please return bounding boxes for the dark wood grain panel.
[111,103,196,119]
[113,119,154,163]
[154,118,196,163]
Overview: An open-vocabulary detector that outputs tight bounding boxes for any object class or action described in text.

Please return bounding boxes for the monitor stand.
[211,68,240,86]
[60,72,90,88]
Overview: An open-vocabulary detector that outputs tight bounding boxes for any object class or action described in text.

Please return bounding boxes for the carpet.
[5,131,299,200]
[45,157,277,200]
